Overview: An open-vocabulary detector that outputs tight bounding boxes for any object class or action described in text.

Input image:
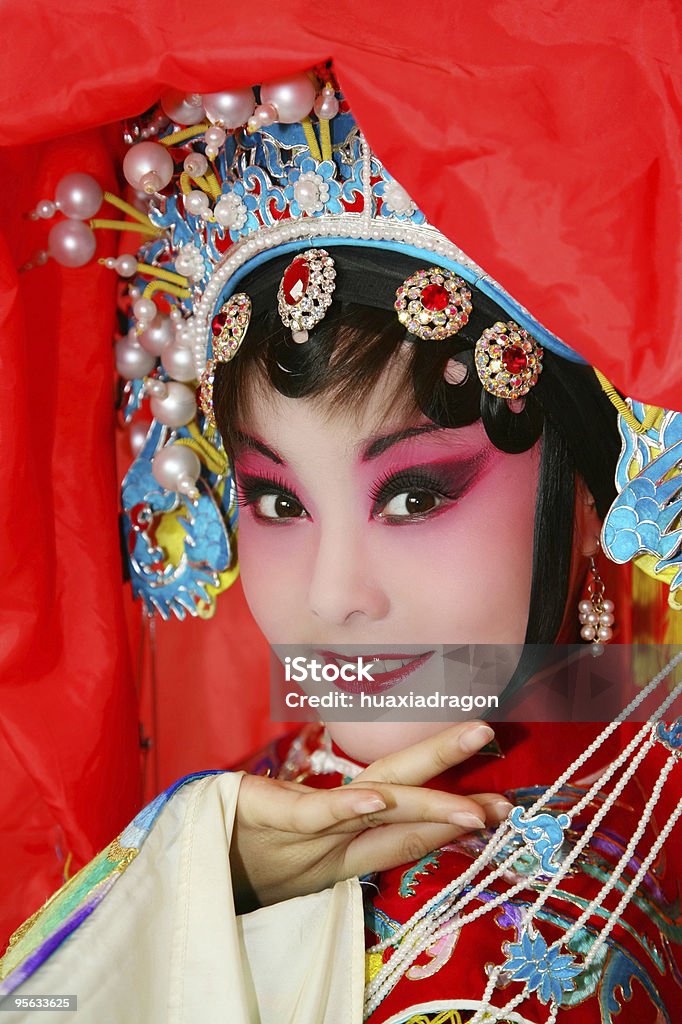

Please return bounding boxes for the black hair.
[212,247,621,648]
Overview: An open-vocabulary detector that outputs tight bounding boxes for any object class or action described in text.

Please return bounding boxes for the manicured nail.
[353,796,387,814]
[450,812,486,830]
[460,724,495,753]
[491,800,514,822]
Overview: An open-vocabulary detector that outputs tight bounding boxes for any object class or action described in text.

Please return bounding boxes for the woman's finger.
[343,820,476,878]
[356,721,495,788]
[324,784,511,834]
[237,774,390,833]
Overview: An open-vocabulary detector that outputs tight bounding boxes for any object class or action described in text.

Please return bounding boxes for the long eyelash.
[368,466,462,506]
[235,472,301,508]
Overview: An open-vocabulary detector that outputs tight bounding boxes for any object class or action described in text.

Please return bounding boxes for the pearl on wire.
[160,89,206,126]
[152,443,201,497]
[115,336,157,380]
[183,153,209,178]
[116,253,138,278]
[48,220,97,267]
[139,315,173,356]
[35,199,57,219]
[161,341,198,382]
[260,74,316,124]
[183,190,210,217]
[122,141,175,194]
[133,297,157,324]
[55,173,103,219]
[149,380,197,426]
[202,88,256,129]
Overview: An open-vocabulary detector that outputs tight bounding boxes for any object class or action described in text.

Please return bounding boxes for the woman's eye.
[377,489,443,518]
[253,493,306,520]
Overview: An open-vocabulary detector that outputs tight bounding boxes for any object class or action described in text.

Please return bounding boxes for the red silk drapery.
[1,1,681,945]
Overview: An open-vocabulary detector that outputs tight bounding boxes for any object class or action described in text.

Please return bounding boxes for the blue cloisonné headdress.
[33,69,682,618]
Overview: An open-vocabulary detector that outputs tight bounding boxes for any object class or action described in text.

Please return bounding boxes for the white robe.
[1,773,366,1023]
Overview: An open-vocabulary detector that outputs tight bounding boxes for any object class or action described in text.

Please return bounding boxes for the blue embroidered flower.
[656,719,682,751]
[284,157,343,217]
[503,930,581,1005]
[375,175,426,223]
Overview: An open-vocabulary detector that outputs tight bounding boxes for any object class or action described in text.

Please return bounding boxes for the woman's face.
[233,364,541,760]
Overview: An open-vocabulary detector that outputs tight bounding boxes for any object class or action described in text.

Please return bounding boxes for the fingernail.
[460,724,495,753]
[450,812,486,830]
[353,797,387,814]
[491,800,514,822]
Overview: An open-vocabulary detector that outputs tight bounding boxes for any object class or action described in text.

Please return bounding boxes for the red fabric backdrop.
[1,1,681,945]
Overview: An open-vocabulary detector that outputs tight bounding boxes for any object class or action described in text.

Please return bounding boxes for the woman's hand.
[230,721,512,912]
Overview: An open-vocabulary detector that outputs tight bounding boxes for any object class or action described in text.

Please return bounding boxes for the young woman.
[1,72,680,1023]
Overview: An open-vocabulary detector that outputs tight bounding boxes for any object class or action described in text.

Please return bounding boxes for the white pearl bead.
[36,199,57,219]
[203,88,256,129]
[597,626,613,641]
[586,611,599,625]
[160,89,205,126]
[205,125,226,148]
[133,297,157,322]
[578,599,592,615]
[129,420,149,456]
[115,253,138,278]
[149,381,197,426]
[599,612,615,626]
[145,378,168,398]
[55,173,103,219]
[115,338,157,379]
[602,599,615,614]
[313,90,339,120]
[152,444,201,491]
[48,220,97,267]
[184,153,208,177]
[139,314,173,355]
[581,625,596,641]
[184,190,210,216]
[123,142,174,192]
[260,74,315,123]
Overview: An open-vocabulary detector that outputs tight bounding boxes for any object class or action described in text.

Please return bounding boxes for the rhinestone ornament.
[394,267,472,341]
[198,292,252,428]
[475,320,543,399]
[277,248,336,343]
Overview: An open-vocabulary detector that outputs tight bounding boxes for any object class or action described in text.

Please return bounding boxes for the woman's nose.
[307,523,390,626]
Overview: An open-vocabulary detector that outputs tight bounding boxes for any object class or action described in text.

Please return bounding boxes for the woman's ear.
[575,478,602,556]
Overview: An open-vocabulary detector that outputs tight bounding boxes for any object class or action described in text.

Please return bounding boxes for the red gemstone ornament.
[421,283,449,311]
[474,320,543,399]
[211,311,227,334]
[394,267,472,341]
[501,346,528,374]
[282,257,310,305]
[277,249,337,343]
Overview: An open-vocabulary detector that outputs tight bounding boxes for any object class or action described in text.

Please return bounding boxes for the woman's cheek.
[237,516,309,637]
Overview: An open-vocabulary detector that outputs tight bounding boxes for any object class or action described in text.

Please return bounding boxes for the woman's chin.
[324,720,464,765]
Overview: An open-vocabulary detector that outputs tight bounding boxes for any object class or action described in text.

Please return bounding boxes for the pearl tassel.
[363,651,682,1020]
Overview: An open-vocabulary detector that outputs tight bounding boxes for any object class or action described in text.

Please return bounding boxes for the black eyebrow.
[362,425,447,461]
[235,432,284,465]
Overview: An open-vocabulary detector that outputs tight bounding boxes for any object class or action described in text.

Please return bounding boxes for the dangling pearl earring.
[578,544,615,651]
